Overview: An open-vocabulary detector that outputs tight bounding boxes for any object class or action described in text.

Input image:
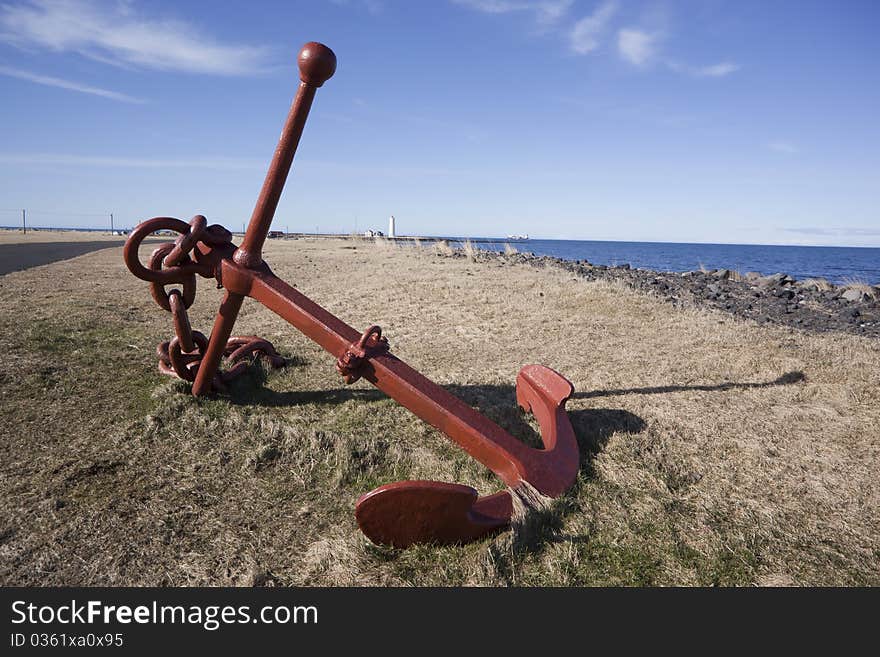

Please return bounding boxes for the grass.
[462,239,477,261]
[800,277,835,292]
[0,236,878,586]
[432,240,454,257]
[841,278,878,300]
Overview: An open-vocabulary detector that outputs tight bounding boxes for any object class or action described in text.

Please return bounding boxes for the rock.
[759,272,788,287]
[502,248,880,339]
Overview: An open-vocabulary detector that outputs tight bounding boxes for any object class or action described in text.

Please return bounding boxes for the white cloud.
[451,0,573,27]
[0,152,265,169]
[569,1,617,55]
[0,152,478,178]
[617,28,658,66]
[456,0,736,79]
[329,0,383,14]
[0,0,270,75]
[693,61,739,77]
[0,64,144,102]
[666,59,739,78]
[768,141,799,154]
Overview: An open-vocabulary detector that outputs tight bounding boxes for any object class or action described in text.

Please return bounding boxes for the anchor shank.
[235,263,545,488]
[234,83,316,269]
[235,43,337,269]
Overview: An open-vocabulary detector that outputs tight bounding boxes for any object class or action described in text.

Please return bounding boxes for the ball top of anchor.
[298,42,336,87]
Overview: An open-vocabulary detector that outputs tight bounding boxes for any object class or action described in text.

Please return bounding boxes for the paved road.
[0,241,125,276]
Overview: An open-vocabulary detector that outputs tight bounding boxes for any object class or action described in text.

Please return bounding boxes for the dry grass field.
[1,235,878,586]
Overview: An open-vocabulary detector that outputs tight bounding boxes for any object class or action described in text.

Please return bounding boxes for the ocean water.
[454,239,880,286]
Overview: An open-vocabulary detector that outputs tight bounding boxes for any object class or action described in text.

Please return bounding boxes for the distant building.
[388,215,396,238]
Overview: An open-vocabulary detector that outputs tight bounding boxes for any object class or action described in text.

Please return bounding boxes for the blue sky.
[0,0,877,245]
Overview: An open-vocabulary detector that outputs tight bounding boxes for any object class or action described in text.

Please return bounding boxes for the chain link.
[140,215,285,391]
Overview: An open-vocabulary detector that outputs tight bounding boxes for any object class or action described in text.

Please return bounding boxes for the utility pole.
[110,212,114,234]
[22,209,26,234]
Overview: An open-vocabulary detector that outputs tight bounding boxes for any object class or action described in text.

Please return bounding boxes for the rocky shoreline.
[448,246,880,338]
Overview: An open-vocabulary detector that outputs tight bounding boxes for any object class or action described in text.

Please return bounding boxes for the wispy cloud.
[668,59,739,77]
[784,227,880,237]
[617,28,659,67]
[0,151,479,178]
[455,0,737,78]
[569,1,616,54]
[694,61,739,77]
[768,141,799,154]
[451,0,573,28]
[328,0,384,14]
[0,0,271,75]
[0,63,144,102]
[0,153,265,169]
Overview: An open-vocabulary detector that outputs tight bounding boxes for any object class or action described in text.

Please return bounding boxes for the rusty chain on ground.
[142,215,285,391]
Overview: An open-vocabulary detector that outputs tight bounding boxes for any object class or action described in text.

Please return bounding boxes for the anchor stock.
[123,41,581,547]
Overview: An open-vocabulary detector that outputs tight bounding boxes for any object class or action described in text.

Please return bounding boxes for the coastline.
[446,244,880,339]
[1,228,876,338]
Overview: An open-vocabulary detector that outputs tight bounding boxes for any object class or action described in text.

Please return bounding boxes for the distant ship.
[506,233,529,240]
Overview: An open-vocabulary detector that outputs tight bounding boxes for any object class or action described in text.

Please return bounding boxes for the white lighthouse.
[388,215,396,238]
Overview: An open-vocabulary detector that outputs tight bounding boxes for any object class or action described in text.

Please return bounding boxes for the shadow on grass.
[572,370,805,400]
[227,370,642,477]
[222,365,803,561]
[226,366,639,479]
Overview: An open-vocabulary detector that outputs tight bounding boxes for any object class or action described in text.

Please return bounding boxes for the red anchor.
[124,42,580,547]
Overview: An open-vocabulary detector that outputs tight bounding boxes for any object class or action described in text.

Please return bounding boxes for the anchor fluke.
[355,482,513,548]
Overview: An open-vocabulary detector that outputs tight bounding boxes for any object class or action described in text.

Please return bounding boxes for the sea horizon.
[3,225,877,285]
